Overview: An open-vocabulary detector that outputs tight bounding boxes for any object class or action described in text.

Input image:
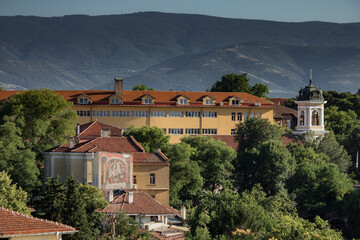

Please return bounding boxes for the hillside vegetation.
[0,12,359,96]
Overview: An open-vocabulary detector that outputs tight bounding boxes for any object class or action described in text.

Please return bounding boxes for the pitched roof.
[273,104,298,119]
[0,90,272,107]
[0,207,76,237]
[211,135,238,151]
[101,190,177,215]
[48,136,145,153]
[78,120,123,138]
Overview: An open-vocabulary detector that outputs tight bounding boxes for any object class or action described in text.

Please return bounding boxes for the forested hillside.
[0,12,359,96]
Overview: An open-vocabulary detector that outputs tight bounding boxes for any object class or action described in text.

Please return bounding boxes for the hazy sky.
[0,0,359,23]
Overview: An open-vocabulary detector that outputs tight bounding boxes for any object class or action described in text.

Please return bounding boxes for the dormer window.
[79,98,89,104]
[144,98,153,105]
[111,98,121,104]
[205,99,213,105]
[232,100,239,105]
[179,99,188,105]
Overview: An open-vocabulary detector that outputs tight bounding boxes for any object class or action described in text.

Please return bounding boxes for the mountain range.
[0,12,359,97]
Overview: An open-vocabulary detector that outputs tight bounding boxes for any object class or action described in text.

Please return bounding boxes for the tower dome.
[296,79,324,101]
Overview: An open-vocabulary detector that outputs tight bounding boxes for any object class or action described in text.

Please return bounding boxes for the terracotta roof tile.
[78,121,123,138]
[0,90,273,107]
[273,104,298,119]
[211,135,238,151]
[0,207,76,237]
[101,190,176,215]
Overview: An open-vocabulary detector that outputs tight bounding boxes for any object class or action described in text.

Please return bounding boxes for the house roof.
[78,120,123,138]
[211,135,238,151]
[48,136,145,153]
[101,190,178,215]
[212,134,298,149]
[0,207,76,237]
[0,90,272,107]
[273,104,298,119]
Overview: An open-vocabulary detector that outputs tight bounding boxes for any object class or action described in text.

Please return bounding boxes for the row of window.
[79,97,250,106]
[133,173,156,185]
[77,110,218,118]
[167,128,218,135]
[231,112,261,121]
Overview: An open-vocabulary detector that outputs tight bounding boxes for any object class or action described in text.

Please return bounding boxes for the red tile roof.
[78,120,123,138]
[101,190,177,215]
[281,134,299,146]
[0,90,273,108]
[211,135,238,151]
[273,104,298,119]
[0,207,76,237]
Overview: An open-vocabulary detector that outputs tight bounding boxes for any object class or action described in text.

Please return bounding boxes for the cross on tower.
[309,69,313,84]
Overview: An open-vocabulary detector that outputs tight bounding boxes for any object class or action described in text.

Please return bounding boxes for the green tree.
[181,136,236,192]
[237,140,296,195]
[0,89,77,161]
[132,84,155,91]
[283,98,297,110]
[163,143,203,208]
[316,132,352,173]
[344,125,360,172]
[123,125,170,152]
[209,73,269,98]
[0,116,39,192]
[287,144,353,216]
[0,171,29,214]
[38,177,108,240]
[324,106,359,143]
[39,177,65,222]
[108,211,152,239]
[342,189,360,238]
[236,117,283,153]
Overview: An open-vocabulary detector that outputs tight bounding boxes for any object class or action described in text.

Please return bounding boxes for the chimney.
[76,123,80,136]
[108,190,114,202]
[115,78,123,95]
[128,191,133,204]
[101,129,111,138]
[68,137,75,149]
[181,206,186,220]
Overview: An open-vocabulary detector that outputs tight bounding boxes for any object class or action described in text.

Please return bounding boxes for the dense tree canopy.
[324,106,359,143]
[38,177,108,240]
[236,117,283,153]
[123,125,170,153]
[287,144,353,217]
[0,171,29,214]
[237,140,296,195]
[0,118,39,192]
[181,136,236,192]
[163,143,203,208]
[323,90,360,116]
[316,132,352,173]
[0,89,77,159]
[209,73,269,98]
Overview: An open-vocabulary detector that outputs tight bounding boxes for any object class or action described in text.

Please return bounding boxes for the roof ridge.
[139,192,173,214]
[155,151,168,162]
[70,137,98,152]
[129,135,145,152]
[78,120,98,137]
[0,207,76,231]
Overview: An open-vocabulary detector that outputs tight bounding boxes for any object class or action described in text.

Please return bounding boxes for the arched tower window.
[299,110,305,126]
[312,110,319,126]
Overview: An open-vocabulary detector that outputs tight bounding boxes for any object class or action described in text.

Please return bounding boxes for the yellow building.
[55,79,274,143]
[0,79,273,143]
[44,121,170,206]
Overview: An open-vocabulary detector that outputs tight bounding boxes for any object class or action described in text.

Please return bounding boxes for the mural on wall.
[99,152,132,189]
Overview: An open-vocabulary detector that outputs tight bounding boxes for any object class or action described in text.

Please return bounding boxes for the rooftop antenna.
[309,69,313,84]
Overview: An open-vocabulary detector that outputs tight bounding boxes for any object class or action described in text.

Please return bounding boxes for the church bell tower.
[293,71,327,136]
